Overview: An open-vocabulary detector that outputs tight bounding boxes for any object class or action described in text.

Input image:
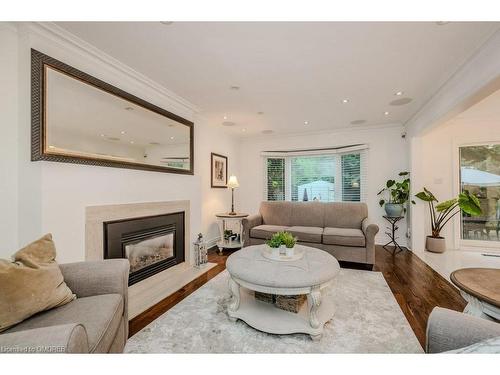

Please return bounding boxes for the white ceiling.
[55,22,500,137]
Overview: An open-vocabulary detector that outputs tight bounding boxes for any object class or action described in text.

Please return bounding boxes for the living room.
[1,0,499,372]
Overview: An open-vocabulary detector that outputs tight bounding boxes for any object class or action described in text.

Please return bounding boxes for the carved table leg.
[228,277,240,321]
[308,286,322,330]
[461,291,496,321]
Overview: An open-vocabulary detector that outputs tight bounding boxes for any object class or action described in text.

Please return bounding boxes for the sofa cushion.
[323,202,368,228]
[323,227,366,247]
[5,293,123,353]
[287,226,323,243]
[290,202,325,227]
[250,225,290,240]
[259,201,292,226]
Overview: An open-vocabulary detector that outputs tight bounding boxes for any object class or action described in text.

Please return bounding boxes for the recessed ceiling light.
[222,121,236,127]
[384,111,390,116]
[100,134,105,137]
[223,115,227,120]
[342,99,349,103]
[124,106,134,111]
[257,111,264,115]
[390,97,413,106]
[120,131,126,135]
[170,136,175,140]
[262,130,274,134]
[395,91,404,96]
[230,86,240,90]
[304,121,309,125]
[130,141,134,144]
[242,128,246,132]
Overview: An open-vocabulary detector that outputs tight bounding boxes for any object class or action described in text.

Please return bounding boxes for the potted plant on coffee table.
[378,171,414,217]
[266,231,297,256]
[415,188,482,253]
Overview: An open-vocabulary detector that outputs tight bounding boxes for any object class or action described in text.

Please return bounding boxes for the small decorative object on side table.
[382,215,404,254]
[450,268,500,321]
[215,212,249,254]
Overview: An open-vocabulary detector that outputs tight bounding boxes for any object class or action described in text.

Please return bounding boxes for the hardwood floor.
[129,245,466,349]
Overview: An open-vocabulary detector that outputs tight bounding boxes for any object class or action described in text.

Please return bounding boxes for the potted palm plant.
[378,172,414,217]
[415,188,482,253]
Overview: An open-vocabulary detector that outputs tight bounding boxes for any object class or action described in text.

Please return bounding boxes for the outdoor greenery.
[290,156,335,201]
[266,158,285,200]
[266,231,297,248]
[378,171,414,210]
[415,188,482,238]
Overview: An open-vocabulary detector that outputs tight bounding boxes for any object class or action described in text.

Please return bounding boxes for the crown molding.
[20,22,200,114]
[240,122,404,142]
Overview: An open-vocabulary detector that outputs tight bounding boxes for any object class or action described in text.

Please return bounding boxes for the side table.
[382,215,404,254]
[215,213,249,255]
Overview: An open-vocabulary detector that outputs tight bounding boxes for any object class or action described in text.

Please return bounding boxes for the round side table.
[215,213,249,254]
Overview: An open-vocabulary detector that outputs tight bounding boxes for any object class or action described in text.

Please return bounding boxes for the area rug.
[125,269,423,353]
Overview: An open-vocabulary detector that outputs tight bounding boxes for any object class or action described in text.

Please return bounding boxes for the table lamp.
[227,175,239,215]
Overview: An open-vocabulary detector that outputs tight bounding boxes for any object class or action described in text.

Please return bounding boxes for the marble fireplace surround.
[85,200,216,319]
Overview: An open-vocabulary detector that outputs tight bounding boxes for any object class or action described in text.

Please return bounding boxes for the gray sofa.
[0,259,129,353]
[426,307,500,353]
[242,201,379,267]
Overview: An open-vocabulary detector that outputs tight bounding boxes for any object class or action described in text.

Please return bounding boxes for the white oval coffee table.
[225,244,340,340]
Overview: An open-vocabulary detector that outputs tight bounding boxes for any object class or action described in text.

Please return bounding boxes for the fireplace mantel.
[85,200,216,319]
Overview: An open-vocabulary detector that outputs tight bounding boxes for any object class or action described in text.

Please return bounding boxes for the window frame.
[263,146,367,203]
[453,140,500,252]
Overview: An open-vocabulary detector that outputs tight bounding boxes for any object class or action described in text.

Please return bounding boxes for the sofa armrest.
[0,324,89,353]
[426,307,500,353]
[241,214,263,246]
[361,218,379,264]
[59,259,129,337]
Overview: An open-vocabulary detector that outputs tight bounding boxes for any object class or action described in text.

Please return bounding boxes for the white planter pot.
[268,246,280,257]
[279,244,287,255]
[285,247,295,257]
[425,236,446,253]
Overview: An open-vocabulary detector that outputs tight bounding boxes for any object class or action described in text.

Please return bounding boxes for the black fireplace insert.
[103,212,185,285]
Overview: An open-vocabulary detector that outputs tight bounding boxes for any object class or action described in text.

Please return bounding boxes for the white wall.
[0,23,239,262]
[0,24,19,253]
[237,125,409,245]
[411,94,500,252]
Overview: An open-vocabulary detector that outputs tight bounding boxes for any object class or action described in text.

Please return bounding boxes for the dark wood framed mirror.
[31,49,194,174]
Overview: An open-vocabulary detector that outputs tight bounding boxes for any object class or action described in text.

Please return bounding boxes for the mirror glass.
[44,65,192,172]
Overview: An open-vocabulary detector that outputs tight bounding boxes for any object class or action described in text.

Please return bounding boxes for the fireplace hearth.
[103,212,185,285]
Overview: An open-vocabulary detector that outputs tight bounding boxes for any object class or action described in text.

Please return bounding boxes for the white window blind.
[265,158,286,201]
[263,146,367,203]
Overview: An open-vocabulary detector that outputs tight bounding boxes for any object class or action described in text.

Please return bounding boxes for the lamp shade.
[227,175,239,189]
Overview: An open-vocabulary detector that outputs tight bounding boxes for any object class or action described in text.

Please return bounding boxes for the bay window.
[264,146,367,202]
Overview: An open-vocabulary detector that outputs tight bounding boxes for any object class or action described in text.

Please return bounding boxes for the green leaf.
[398,171,409,176]
[377,188,386,195]
[458,191,482,216]
[415,191,433,202]
[386,180,395,188]
[379,199,385,207]
[436,198,457,212]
